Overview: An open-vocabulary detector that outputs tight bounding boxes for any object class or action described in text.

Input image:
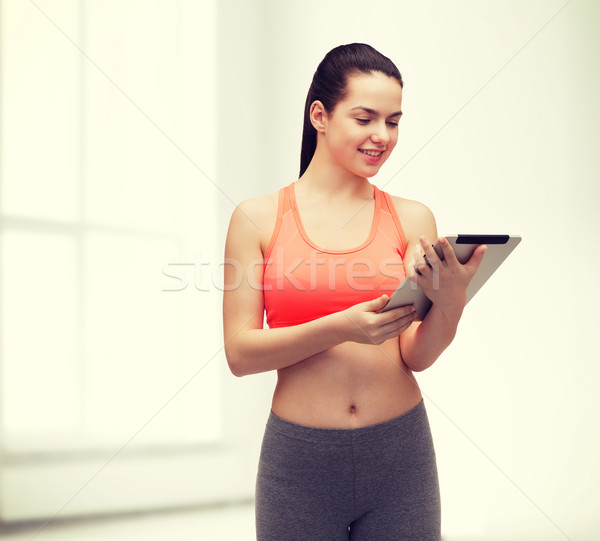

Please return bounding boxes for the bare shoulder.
[389,195,435,223]
[228,189,280,253]
[388,194,437,241]
[233,191,278,226]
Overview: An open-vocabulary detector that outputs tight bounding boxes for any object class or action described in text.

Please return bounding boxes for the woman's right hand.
[338,295,417,345]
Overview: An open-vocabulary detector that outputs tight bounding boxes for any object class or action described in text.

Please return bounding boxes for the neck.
[299,146,370,198]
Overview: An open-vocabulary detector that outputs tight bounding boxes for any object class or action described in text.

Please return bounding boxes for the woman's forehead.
[341,72,403,111]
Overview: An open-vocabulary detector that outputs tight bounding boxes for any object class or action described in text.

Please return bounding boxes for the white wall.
[219,1,600,539]
[0,0,260,524]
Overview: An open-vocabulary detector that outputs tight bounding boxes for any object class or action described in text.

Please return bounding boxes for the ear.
[309,100,328,133]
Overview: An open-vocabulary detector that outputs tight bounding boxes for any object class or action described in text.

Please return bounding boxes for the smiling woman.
[307,71,403,177]
[223,42,486,540]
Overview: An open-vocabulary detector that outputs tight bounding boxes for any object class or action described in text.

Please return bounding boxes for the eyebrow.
[350,106,403,117]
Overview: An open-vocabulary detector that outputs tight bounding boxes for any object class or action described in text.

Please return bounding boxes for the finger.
[380,315,416,340]
[368,294,390,312]
[465,244,488,271]
[406,261,419,281]
[407,244,425,280]
[415,260,433,279]
[419,236,442,268]
[414,264,423,276]
[436,236,459,267]
[410,268,429,291]
[380,304,415,322]
[411,242,426,265]
[380,311,414,330]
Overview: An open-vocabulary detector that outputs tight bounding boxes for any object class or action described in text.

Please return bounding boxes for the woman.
[223,43,486,540]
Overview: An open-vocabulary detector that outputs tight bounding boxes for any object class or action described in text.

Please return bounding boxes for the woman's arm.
[223,199,416,377]
[394,198,486,372]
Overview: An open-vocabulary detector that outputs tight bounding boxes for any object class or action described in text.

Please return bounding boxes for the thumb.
[466,245,487,271]
[369,294,390,311]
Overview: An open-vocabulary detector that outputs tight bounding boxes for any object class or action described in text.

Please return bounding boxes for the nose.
[371,121,391,145]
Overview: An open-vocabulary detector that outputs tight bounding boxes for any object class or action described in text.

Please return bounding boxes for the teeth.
[359,149,383,157]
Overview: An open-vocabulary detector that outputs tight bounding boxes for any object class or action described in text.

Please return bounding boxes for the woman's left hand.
[407,236,487,313]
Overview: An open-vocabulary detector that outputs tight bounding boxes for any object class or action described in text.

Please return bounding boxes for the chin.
[346,160,385,179]
[360,166,383,179]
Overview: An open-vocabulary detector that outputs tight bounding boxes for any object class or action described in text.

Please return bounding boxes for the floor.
[0,502,256,541]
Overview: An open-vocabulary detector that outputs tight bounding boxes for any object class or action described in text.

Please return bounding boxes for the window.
[0,0,245,521]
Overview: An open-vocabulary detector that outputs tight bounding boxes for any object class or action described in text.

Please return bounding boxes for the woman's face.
[322,71,403,179]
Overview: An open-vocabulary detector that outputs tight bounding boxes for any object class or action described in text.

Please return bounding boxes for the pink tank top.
[263,182,407,328]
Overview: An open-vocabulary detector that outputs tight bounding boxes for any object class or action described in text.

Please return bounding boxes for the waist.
[270,340,422,429]
[267,398,427,443]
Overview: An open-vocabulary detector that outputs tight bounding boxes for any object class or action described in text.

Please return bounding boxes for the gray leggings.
[255,399,441,540]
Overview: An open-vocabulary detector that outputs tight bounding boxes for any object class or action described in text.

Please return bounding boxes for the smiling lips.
[358,148,384,164]
[358,149,384,157]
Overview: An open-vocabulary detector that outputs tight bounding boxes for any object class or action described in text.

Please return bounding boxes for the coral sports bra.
[263,182,407,328]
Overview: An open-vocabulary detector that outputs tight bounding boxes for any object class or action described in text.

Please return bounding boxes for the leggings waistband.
[266,398,427,445]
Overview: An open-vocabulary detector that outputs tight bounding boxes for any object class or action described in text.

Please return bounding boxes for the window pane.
[83,232,221,446]
[80,0,217,233]
[0,0,222,454]
[1,230,79,437]
[0,0,80,222]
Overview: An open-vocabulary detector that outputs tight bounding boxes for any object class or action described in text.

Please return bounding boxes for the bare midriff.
[271,338,422,429]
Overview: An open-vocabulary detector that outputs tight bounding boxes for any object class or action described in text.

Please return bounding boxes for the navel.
[349,404,357,415]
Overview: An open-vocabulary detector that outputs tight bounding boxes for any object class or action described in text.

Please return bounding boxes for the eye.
[387,121,399,127]
[355,118,370,125]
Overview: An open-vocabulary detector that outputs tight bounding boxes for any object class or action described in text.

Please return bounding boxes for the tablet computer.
[380,234,522,320]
